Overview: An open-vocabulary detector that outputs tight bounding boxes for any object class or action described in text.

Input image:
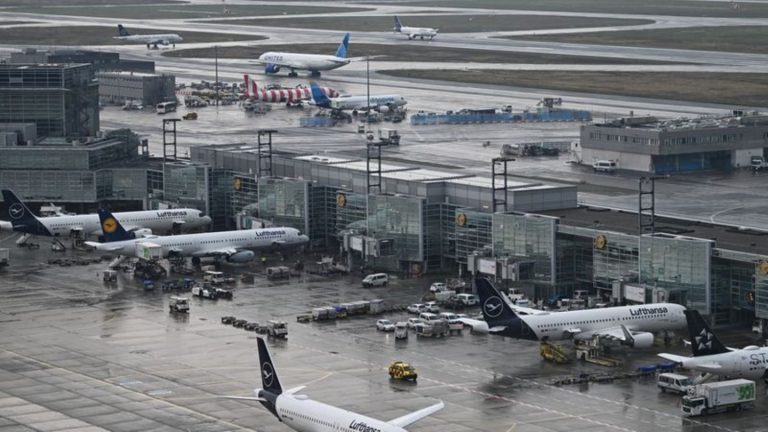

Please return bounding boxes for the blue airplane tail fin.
[394,16,403,32]
[335,33,350,58]
[1,189,51,236]
[97,208,133,242]
[117,24,130,36]
[475,277,519,326]
[309,82,331,107]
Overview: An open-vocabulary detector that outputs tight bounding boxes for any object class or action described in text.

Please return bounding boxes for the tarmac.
[1,240,768,432]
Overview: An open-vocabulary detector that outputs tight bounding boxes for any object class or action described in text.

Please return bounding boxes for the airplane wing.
[253,58,309,70]
[388,401,444,428]
[84,241,123,252]
[509,304,548,316]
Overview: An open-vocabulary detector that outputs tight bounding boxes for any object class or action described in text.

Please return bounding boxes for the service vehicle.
[406,317,424,329]
[169,296,189,313]
[156,101,178,114]
[0,248,9,267]
[232,319,248,328]
[102,269,118,282]
[434,290,456,302]
[266,265,291,280]
[429,282,446,293]
[362,273,389,287]
[682,379,755,416]
[751,155,768,171]
[204,270,227,285]
[192,284,218,300]
[419,312,441,323]
[424,301,440,313]
[214,287,233,300]
[221,315,236,324]
[394,322,408,339]
[592,160,617,173]
[376,319,395,332]
[378,128,400,146]
[388,361,417,382]
[658,373,693,394]
[456,293,478,306]
[416,319,449,338]
[407,303,427,314]
[266,320,288,338]
[182,112,198,120]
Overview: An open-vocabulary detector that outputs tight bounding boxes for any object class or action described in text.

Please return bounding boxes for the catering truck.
[681,379,755,416]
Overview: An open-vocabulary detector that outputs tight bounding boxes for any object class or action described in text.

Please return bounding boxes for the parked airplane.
[309,82,407,113]
[113,24,183,49]
[659,310,768,382]
[393,16,438,40]
[242,74,338,103]
[85,209,308,265]
[223,337,445,432]
[475,278,687,348]
[257,33,350,77]
[1,189,210,242]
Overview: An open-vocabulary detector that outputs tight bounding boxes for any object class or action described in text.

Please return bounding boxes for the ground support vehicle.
[539,342,570,364]
[221,316,236,324]
[214,288,233,300]
[0,248,8,267]
[378,129,400,146]
[266,320,288,338]
[682,379,755,416]
[658,373,693,394]
[192,284,218,300]
[266,266,291,280]
[394,322,408,340]
[169,296,189,313]
[416,319,449,338]
[103,270,118,283]
[388,361,417,382]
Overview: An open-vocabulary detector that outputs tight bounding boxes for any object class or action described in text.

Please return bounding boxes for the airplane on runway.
[1,189,211,244]
[242,74,338,103]
[113,24,183,49]
[393,16,438,40]
[257,33,350,77]
[85,209,308,265]
[222,337,445,432]
[475,277,687,348]
[659,310,768,382]
[309,82,406,113]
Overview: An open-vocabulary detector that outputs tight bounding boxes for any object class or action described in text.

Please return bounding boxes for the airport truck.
[681,379,755,416]
[0,248,9,267]
[266,320,288,338]
[169,296,189,313]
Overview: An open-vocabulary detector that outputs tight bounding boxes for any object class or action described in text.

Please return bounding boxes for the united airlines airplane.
[257,33,350,77]
[393,16,438,40]
[113,24,183,49]
[86,209,308,264]
[223,338,445,432]
[476,278,687,348]
[309,82,406,113]
[1,189,210,241]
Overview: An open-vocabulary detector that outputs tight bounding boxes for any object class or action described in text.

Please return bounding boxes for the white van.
[592,160,617,173]
[362,273,389,287]
[456,293,478,306]
[657,373,693,394]
[419,312,441,323]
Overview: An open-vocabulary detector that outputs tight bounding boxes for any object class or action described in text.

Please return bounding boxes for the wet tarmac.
[2,240,768,432]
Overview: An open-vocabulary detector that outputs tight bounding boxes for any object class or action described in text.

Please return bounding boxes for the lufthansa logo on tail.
[8,203,24,220]
[483,296,504,318]
[262,362,274,387]
[102,217,118,234]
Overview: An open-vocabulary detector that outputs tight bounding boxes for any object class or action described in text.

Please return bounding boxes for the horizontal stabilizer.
[84,241,122,251]
[219,395,267,402]
[388,401,444,428]
[284,385,306,395]
[658,353,689,364]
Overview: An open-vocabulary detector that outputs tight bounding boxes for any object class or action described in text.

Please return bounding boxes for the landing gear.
[288,70,298,78]
[310,71,321,78]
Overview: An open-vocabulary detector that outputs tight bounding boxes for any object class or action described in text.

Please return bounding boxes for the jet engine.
[377,105,390,113]
[129,228,153,238]
[624,332,654,348]
[265,64,280,74]
[227,250,255,263]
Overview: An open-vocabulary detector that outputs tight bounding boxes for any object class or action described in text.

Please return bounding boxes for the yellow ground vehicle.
[388,361,417,382]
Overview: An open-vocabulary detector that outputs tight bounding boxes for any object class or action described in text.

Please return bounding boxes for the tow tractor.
[388,361,418,382]
[192,284,218,300]
[378,128,400,146]
[169,296,189,313]
[266,320,288,338]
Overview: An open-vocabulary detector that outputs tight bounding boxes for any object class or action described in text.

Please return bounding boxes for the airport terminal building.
[579,114,768,173]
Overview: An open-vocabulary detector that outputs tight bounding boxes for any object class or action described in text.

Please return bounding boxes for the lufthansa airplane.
[223,338,445,432]
[659,310,768,382]
[476,278,687,348]
[113,24,183,49]
[1,189,210,241]
[257,33,350,77]
[86,209,308,265]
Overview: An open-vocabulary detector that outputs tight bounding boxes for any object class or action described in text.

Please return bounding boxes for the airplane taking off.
[85,209,308,265]
[223,337,445,432]
[659,310,768,382]
[242,74,337,103]
[475,278,687,348]
[113,24,183,49]
[257,33,350,77]
[1,189,210,241]
[309,82,407,113]
[393,16,438,40]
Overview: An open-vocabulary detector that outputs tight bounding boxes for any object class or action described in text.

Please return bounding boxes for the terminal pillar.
[162,118,180,162]
[257,129,277,178]
[492,157,515,213]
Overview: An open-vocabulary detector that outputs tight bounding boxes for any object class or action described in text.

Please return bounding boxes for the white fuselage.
[114,34,183,45]
[523,303,687,341]
[91,227,307,258]
[8,209,208,237]
[276,394,407,432]
[398,26,438,40]
[329,95,407,110]
[259,53,350,72]
[671,346,768,380]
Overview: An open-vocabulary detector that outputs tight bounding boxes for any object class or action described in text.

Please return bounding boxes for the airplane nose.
[201,216,212,225]
[299,235,309,243]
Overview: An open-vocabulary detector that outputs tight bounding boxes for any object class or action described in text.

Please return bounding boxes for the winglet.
[335,33,350,59]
